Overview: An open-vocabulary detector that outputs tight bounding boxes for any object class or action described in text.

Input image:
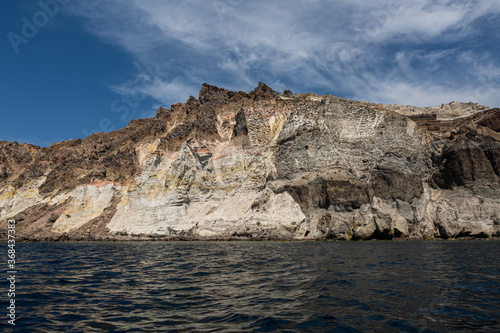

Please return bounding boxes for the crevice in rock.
[233,108,248,137]
[484,149,500,178]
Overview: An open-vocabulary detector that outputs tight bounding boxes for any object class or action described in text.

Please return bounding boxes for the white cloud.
[357,80,500,108]
[66,0,500,108]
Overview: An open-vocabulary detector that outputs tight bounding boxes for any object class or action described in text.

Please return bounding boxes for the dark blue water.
[2,241,499,332]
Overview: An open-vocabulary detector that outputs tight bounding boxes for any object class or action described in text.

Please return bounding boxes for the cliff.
[1,83,499,241]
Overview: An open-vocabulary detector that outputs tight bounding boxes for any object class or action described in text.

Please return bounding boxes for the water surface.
[3,240,500,332]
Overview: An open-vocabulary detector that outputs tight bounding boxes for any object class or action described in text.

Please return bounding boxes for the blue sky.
[2,0,500,147]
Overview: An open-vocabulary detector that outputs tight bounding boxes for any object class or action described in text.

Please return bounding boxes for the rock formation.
[1,83,499,240]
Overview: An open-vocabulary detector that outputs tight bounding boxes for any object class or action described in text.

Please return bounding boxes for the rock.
[352,205,377,240]
[0,83,499,241]
[328,212,353,240]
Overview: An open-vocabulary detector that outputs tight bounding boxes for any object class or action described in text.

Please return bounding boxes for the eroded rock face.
[0,83,499,240]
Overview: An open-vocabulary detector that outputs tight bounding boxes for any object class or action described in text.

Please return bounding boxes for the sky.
[1,0,500,147]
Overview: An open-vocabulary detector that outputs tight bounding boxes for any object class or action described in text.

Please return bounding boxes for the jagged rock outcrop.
[1,83,499,240]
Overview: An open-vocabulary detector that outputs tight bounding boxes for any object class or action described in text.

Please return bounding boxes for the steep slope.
[1,83,499,240]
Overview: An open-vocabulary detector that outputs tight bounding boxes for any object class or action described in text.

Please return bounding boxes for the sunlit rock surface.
[1,83,499,240]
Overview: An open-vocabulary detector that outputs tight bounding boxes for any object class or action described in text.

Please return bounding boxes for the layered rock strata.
[1,83,499,240]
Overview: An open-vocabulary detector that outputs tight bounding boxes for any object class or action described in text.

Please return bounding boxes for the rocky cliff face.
[1,83,499,240]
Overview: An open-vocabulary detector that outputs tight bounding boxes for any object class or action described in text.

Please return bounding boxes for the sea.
[2,240,499,332]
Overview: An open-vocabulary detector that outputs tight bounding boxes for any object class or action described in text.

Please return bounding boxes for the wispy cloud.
[66,0,500,108]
